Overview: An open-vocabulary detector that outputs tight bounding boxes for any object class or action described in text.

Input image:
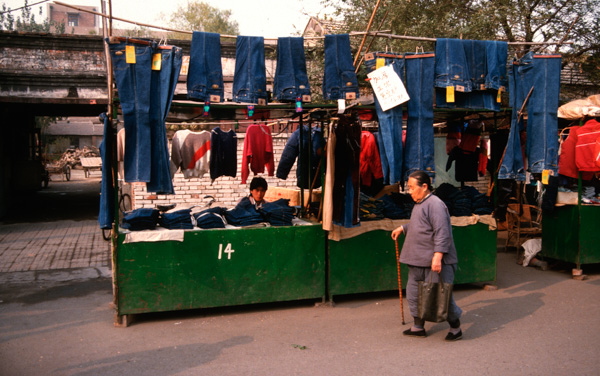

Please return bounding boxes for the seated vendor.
[238,176,268,210]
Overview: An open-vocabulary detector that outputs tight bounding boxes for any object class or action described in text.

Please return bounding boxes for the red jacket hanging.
[242,123,274,184]
[360,131,383,187]
[559,119,600,179]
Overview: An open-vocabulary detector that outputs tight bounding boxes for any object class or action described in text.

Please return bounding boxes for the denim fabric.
[323,34,360,100]
[276,124,325,189]
[260,199,295,226]
[370,57,405,184]
[485,41,508,90]
[108,40,155,182]
[404,53,436,181]
[434,38,472,92]
[122,208,160,231]
[274,37,311,102]
[147,47,182,194]
[498,57,526,180]
[98,113,114,229]
[187,32,224,102]
[518,53,561,175]
[225,197,264,226]
[193,207,227,229]
[232,36,268,104]
[463,39,487,90]
[159,209,193,229]
[332,114,361,227]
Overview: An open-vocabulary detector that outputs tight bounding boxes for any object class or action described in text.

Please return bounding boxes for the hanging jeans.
[485,41,508,91]
[518,52,562,175]
[232,36,268,104]
[332,114,361,228]
[187,31,224,102]
[404,53,436,180]
[373,58,405,184]
[98,113,114,230]
[322,34,360,100]
[108,40,155,183]
[147,46,182,194]
[434,38,472,92]
[273,37,311,102]
[498,58,526,181]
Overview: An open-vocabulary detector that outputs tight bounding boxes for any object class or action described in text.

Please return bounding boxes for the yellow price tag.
[125,45,136,64]
[376,58,385,70]
[541,169,553,184]
[446,86,455,103]
[152,53,162,71]
[497,86,503,103]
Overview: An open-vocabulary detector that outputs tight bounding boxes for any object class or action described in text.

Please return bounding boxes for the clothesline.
[53,1,571,46]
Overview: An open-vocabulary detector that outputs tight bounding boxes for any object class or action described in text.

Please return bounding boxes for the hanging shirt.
[170,130,211,179]
[276,124,325,189]
[242,123,274,184]
[210,127,237,181]
[360,131,384,187]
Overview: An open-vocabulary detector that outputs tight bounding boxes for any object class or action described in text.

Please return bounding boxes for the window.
[67,13,79,27]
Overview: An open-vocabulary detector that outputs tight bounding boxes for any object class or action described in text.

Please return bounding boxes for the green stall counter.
[114,224,326,320]
[327,221,497,300]
[542,205,600,269]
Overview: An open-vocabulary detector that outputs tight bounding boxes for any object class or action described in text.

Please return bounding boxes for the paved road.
[0,172,599,375]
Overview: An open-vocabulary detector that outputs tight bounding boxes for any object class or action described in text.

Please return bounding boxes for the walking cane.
[394,239,405,325]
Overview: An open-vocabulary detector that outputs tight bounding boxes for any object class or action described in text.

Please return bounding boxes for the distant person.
[391,170,463,341]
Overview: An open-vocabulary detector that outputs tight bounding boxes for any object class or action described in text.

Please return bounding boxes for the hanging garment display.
[559,119,600,178]
[518,52,562,175]
[434,38,473,92]
[404,52,436,180]
[498,56,527,181]
[364,53,405,184]
[273,37,311,102]
[241,123,274,184]
[233,36,268,104]
[332,113,361,228]
[147,46,182,194]
[98,112,114,230]
[187,31,224,102]
[210,127,238,181]
[107,39,182,194]
[359,131,384,188]
[276,124,325,189]
[323,34,360,101]
[170,130,211,179]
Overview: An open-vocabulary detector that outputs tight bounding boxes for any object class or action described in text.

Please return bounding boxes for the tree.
[331,0,600,95]
[1,0,64,33]
[163,0,239,39]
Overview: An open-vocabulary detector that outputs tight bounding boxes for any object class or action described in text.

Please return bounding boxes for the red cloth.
[575,119,600,172]
[360,131,383,187]
[459,132,480,153]
[241,124,274,184]
[478,139,488,176]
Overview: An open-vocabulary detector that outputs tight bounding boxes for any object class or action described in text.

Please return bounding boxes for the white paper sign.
[367,64,410,111]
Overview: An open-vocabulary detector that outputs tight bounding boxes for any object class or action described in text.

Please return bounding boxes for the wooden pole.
[353,0,383,68]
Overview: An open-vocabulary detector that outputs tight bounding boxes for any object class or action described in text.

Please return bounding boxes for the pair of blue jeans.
[323,34,360,100]
[518,52,561,175]
[404,53,436,181]
[108,40,182,193]
[498,57,526,180]
[147,46,182,194]
[434,38,473,92]
[232,36,268,104]
[187,31,224,102]
[368,55,405,184]
[98,112,114,230]
[273,37,311,102]
[485,41,508,90]
[108,40,154,183]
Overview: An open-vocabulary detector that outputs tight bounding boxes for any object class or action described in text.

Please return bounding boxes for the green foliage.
[1,0,65,33]
[163,0,239,40]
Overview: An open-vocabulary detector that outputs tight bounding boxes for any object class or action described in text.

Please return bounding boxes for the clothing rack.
[53,1,572,47]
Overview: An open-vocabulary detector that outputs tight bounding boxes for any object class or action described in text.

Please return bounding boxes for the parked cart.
[80,157,102,178]
[45,160,71,181]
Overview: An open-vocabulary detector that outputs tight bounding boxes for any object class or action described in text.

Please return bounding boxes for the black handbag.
[417,272,453,323]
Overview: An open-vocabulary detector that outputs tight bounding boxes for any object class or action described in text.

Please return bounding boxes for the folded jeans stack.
[224,198,264,226]
[122,208,160,231]
[159,209,194,230]
[259,199,295,226]
[193,207,227,229]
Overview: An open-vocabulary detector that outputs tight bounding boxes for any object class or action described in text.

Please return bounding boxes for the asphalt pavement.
[0,170,599,375]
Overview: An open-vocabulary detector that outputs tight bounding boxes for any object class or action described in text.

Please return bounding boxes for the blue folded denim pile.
[159,209,194,230]
[379,193,412,219]
[193,207,227,229]
[433,183,492,217]
[224,197,264,226]
[359,193,385,221]
[461,186,494,215]
[259,199,296,226]
[122,208,160,231]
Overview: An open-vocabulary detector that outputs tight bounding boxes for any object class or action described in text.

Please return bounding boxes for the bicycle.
[102,180,132,241]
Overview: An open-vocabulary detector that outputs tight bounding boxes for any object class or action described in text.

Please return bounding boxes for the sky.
[2,0,337,37]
